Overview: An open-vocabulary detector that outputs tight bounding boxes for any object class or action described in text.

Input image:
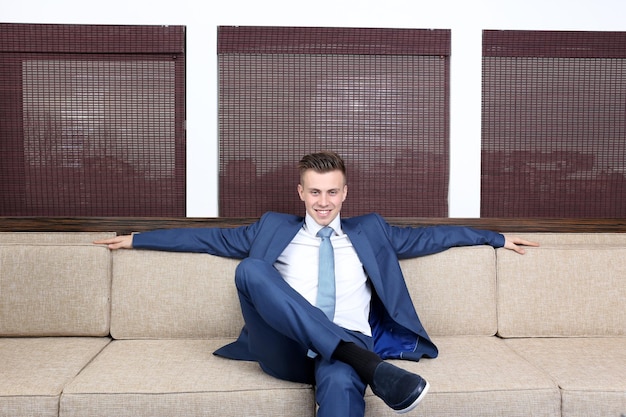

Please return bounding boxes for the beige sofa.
[1,225,625,417]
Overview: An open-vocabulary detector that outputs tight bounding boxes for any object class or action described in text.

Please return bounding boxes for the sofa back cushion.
[401,246,498,336]
[0,232,115,244]
[503,232,626,247]
[497,245,626,337]
[110,250,243,339]
[112,245,497,340]
[0,243,111,336]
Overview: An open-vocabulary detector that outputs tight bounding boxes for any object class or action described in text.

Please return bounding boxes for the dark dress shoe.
[370,361,430,414]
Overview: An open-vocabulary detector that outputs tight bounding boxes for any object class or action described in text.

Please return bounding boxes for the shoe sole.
[393,381,430,414]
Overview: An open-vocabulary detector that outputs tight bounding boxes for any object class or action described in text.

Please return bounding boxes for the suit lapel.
[342,219,385,299]
[262,216,304,263]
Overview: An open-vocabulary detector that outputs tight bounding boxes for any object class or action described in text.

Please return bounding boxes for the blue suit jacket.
[133,212,505,361]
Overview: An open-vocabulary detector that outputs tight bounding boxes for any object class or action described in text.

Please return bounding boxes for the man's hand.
[94,235,134,250]
[503,235,539,255]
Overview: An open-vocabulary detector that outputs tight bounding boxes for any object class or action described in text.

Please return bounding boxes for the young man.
[96,151,537,416]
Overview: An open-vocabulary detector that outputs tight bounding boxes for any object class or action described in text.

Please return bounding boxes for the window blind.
[218,26,450,217]
[482,30,626,218]
[0,24,186,216]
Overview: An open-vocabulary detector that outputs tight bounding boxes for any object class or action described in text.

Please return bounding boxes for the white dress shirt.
[274,214,372,336]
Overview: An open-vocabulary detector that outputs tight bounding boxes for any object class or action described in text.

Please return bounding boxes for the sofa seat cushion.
[0,337,110,417]
[60,339,314,417]
[505,337,626,417]
[365,336,560,417]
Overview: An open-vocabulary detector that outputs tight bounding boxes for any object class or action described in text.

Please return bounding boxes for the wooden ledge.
[1,217,625,235]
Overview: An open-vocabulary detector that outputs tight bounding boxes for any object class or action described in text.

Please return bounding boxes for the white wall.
[2,0,625,217]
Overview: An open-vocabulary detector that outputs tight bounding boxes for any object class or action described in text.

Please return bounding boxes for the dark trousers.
[234,257,374,417]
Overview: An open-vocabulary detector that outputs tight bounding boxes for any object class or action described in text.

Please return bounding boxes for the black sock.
[332,341,382,384]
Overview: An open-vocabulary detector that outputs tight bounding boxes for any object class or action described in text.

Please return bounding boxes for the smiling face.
[297,168,347,226]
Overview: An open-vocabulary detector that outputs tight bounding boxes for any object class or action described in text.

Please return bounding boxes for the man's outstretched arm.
[502,235,539,255]
[94,235,134,250]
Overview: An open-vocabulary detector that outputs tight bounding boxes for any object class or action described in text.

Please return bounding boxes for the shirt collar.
[304,213,343,237]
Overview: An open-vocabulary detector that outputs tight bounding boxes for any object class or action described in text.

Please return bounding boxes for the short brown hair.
[298,151,346,183]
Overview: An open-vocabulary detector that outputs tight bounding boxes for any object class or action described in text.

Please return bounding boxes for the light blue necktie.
[316,226,336,320]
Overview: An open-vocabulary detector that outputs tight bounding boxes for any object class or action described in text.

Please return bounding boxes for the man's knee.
[235,258,272,291]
